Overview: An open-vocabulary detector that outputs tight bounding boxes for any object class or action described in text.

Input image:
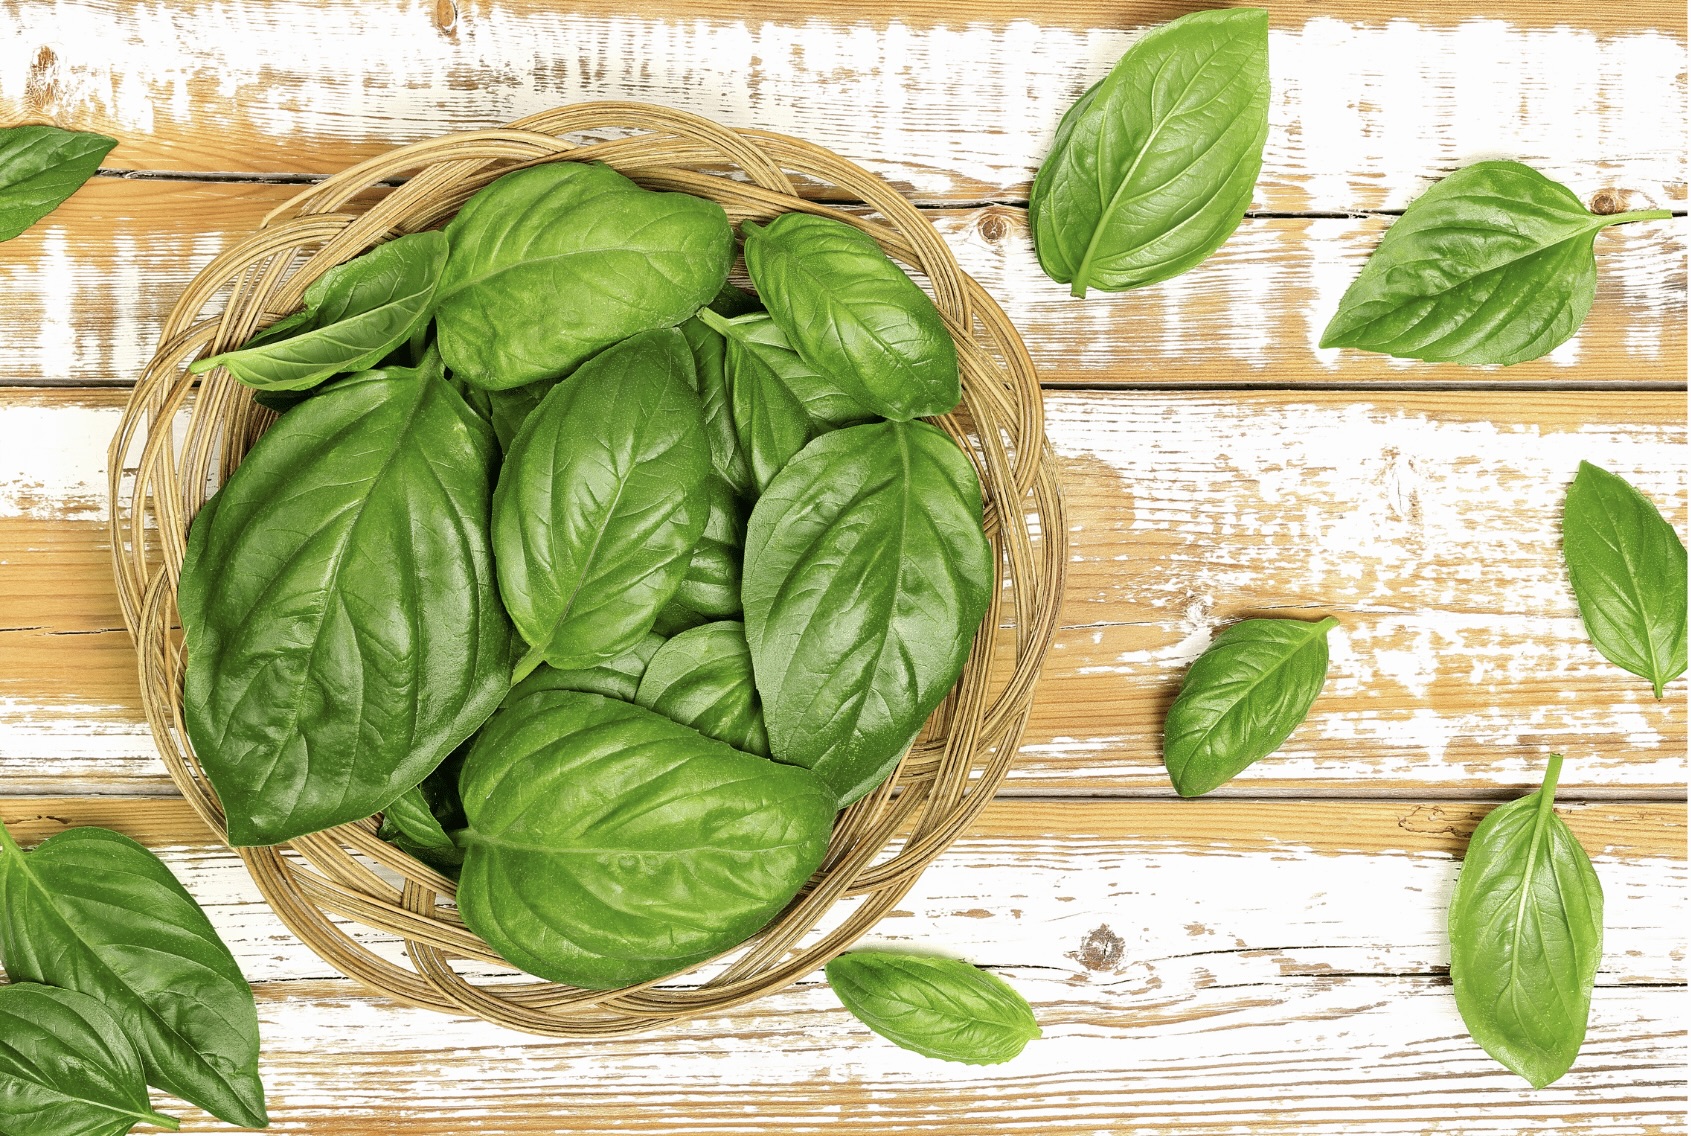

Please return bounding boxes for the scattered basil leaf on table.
[437,161,734,388]
[456,691,835,989]
[1028,8,1270,296]
[636,621,770,757]
[1162,616,1338,797]
[0,982,180,1136]
[1321,161,1673,364]
[1448,754,1604,1088]
[741,212,960,421]
[179,354,512,845]
[0,125,118,243]
[1562,461,1688,698]
[493,328,712,680]
[826,950,1041,1065]
[679,316,755,498]
[0,823,266,1128]
[509,634,666,705]
[744,420,994,806]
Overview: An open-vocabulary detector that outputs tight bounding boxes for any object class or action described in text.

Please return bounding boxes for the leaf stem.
[1537,752,1565,806]
[138,1109,181,1131]
[695,307,734,335]
[512,644,546,683]
[1598,209,1673,228]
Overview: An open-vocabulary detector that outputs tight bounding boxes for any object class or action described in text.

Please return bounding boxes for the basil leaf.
[1321,162,1673,364]
[484,379,561,453]
[1449,754,1604,1088]
[741,213,959,422]
[744,421,994,805]
[494,329,712,680]
[0,126,117,243]
[0,983,179,1136]
[509,634,665,705]
[0,825,265,1128]
[708,279,763,318]
[1028,9,1269,297]
[457,691,835,989]
[180,355,513,845]
[190,231,448,390]
[438,163,733,388]
[1562,461,1688,698]
[826,951,1041,1065]
[658,475,748,632]
[379,782,465,875]
[635,621,769,757]
[1162,616,1338,797]
[679,317,755,497]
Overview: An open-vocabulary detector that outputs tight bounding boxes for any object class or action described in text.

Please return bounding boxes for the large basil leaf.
[437,162,733,388]
[180,356,512,845]
[494,329,712,679]
[509,634,665,704]
[1321,162,1673,364]
[635,621,769,757]
[0,126,117,243]
[1162,616,1337,797]
[679,316,754,497]
[1028,8,1269,296]
[1562,461,1687,698]
[1448,754,1604,1088]
[456,691,835,989]
[826,951,1041,1065]
[743,421,993,805]
[189,232,447,390]
[0,983,178,1136]
[0,825,265,1128]
[657,476,748,634]
[741,213,958,422]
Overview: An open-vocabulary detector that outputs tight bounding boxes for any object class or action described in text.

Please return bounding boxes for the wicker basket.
[108,102,1065,1037]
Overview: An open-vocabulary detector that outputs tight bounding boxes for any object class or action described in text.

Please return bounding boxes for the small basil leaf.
[0,825,264,1128]
[494,329,712,679]
[457,692,835,989]
[378,784,465,875]
[635,621,769,757]
[1321,161,1673,365]
[679,316,755,497]
[0,126,117,243]
[484,378,561,453]
[707,279,763,318]
[190,231,448,390]
[741,213,959,422]
[1162,616,1338,797]
[826,951,1041,1065]
[660,474,747,629]
[1449,754,1604,1088]
[509,634,666,705]
[1029,8,1269,296]
[438,163,733,388]
[1562,461,1688,698]
[744,421,994,806]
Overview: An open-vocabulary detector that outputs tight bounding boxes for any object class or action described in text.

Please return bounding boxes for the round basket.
[108,102,1066,1037]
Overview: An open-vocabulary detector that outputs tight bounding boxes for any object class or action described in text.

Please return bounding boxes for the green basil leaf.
[1448,754,1604,1088]
[679,317,755,497]
[1562,461,1688,698]
[378,784,465,875]
[744,421,994,805]
[741,213,958,422]
[1162,616,1337,797]
[0,983,179,1136]
[495,329,712,680]
[0,825,264,1128]
[0,126,117,243]
[180,355,513,845]
[1321,162,1673,364]
[509,634,665,705]
[189,231,448,390]
[635,621,769,757]
[657,474,748,632]
[438,163,733,388]
[484,379,560,453]
[707,279,763,318]
[1028,9,1269,297]
[826,951,1041,1065]
[457,691,835,989]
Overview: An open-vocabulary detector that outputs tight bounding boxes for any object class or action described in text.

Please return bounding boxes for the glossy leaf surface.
[509,634,665,705]
[679,316,754,497]
[0,125,117,242]
[635,621,769,757]
[660,475,748,629]
[826,951,1041,1065]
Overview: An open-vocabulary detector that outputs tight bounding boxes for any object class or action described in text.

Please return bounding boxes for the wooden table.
[2,2,1685,1132]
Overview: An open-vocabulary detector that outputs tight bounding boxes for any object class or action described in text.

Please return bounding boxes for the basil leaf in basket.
[826,950,1041,1065]
[741,213,959,422]
[0,125,117,243]
[0,823,265,1129]
[437,162,734,388]
[1562,461,1687,698]
[657,475,748,634]
[180,353,513,846]
[1448,754,1604,1088]
[0,983,179,1136]
[456,691,835,989]
[189,231,448,390]
[679,316,755,497]
[509,634,666,705]
[379,781,466,875]
[743,421,994,806]
[1028,8,1269,296]
[635,621,769,757]
[1162,616,1338,797]
[494,328,713,680]
[1321,162,1673,365]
